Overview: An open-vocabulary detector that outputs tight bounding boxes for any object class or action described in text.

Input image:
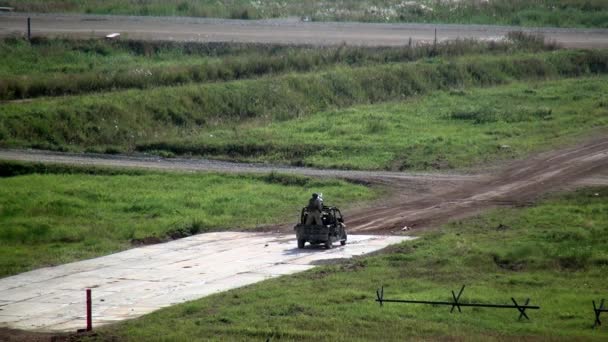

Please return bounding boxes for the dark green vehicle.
[294,206,347,249]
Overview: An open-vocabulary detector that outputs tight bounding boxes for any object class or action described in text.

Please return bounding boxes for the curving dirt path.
[2,13,608,48]
[347,136,608,233]
[2,135,608,235]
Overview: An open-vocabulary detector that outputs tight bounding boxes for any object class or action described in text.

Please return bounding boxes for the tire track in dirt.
[346,137,608,233]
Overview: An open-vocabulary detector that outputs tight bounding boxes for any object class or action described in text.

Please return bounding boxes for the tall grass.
[1,0,607,27]
[1,49,606,156]
[0,36,553,100]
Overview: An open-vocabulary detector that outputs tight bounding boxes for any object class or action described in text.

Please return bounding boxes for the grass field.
[0,36,552,100]
[1,49,607,168]
[2,0,607,28]
[0,9,607,340]
[144,76,608,170]
[0,163,376,277]
[84,187,608,341]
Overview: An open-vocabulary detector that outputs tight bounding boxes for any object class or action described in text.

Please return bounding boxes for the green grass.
[2,0,608,28]
[86,187,608,341]
[1,49,606,162]
[0,36,552,100]
[0,164,376,277]
[157,76,608,170]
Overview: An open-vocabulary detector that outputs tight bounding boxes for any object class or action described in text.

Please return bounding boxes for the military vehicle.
[294,206,347,249]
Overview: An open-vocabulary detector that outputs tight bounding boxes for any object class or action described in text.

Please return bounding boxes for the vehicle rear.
[295,224,330,247]
[294,206,347,249]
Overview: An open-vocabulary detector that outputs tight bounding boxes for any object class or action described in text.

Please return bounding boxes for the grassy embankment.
[0,164,376,277]
[145,76,608,170]
[2,0,607,27]
[1,48,607,170]
[0,36,552,100]
[86,187,608,341]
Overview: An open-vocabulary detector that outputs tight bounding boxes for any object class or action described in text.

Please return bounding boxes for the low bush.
[0,160,146,177]
[449,106,553,124]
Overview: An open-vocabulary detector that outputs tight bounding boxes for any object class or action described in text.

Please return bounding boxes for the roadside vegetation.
[0,35,554,100]
[85,187,608,340]
[0,163,376,277]
[141,76,608,170]
[2,0,607,28]
[1,48,607,170]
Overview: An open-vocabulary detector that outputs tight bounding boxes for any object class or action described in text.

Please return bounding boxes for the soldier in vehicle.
[305,193,323,225]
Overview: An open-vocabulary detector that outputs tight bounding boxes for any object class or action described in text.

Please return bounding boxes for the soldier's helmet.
[312,193,318,198]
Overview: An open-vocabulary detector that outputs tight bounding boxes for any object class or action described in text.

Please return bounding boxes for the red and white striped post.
[86,288,92,331]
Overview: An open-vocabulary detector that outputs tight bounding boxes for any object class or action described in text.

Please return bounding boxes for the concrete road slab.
[0,232,413,332]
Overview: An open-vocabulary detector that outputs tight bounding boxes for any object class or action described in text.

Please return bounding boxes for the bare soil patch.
[346,135,608,233]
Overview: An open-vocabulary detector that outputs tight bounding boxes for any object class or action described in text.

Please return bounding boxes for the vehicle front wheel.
[340,232,347,246]
[325,240,332,249]
[297,239,305,249]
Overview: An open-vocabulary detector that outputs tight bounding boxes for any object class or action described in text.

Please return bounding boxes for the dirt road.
[2,135,607,234]
[2,13,608,48]
[347,136,608,233]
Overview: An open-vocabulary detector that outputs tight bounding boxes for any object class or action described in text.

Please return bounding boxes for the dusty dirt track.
[347,136,608,232]
[2,135,608,235]
[2,13,608,48]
